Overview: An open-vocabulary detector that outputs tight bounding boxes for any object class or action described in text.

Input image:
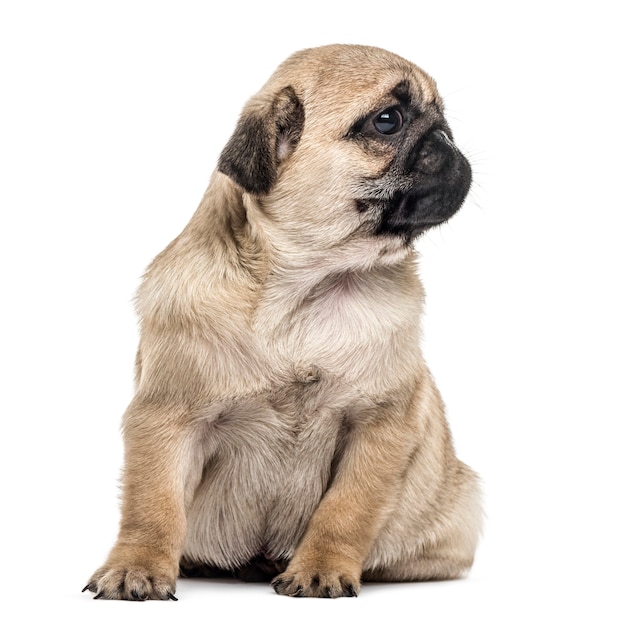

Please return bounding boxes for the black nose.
[410,129,454,175]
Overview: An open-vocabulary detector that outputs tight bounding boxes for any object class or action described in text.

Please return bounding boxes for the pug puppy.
[84,44,482,600]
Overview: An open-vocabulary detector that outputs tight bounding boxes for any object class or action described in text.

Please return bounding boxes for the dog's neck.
[184,174,422,331]
[236,192,421,333]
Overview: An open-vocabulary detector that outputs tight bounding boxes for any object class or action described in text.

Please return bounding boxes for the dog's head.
[218,45,471,259]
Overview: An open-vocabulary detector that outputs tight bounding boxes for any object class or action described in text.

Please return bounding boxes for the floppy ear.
[218,86,304,195]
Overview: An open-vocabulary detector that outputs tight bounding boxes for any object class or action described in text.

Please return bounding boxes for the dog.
[84,44,482,600]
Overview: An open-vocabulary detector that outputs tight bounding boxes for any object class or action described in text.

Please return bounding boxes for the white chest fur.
[254,263,424,395]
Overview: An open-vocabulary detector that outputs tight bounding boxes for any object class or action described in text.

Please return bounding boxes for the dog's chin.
[328,232,415,272]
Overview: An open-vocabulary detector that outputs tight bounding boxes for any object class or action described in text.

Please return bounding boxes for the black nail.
[271,578,287,593]
[167,592,178,601]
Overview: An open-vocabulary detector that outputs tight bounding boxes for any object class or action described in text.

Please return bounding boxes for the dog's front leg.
[271,407,414,598]
[84,398,201,600]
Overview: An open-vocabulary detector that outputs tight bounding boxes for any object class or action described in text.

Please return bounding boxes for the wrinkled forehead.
[265,46,442,132]
[310,68,439,116]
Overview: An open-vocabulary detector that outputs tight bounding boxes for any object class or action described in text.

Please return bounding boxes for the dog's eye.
[373,107,403,135]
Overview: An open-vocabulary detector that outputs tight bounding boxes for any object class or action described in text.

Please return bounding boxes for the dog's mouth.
[379,188,457,236]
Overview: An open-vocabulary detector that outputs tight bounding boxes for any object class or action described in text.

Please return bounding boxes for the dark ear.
[218,86,304,195]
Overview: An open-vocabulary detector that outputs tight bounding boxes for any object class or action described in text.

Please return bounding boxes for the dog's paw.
[271,566,360,598]
[83,563,178,601]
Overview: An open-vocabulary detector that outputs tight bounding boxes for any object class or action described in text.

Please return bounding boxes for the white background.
[1,1,624,621]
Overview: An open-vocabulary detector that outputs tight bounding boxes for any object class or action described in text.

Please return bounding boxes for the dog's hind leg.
[362,461,482,583]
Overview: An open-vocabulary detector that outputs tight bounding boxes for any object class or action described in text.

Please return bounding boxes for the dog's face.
[218,45,471,261]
